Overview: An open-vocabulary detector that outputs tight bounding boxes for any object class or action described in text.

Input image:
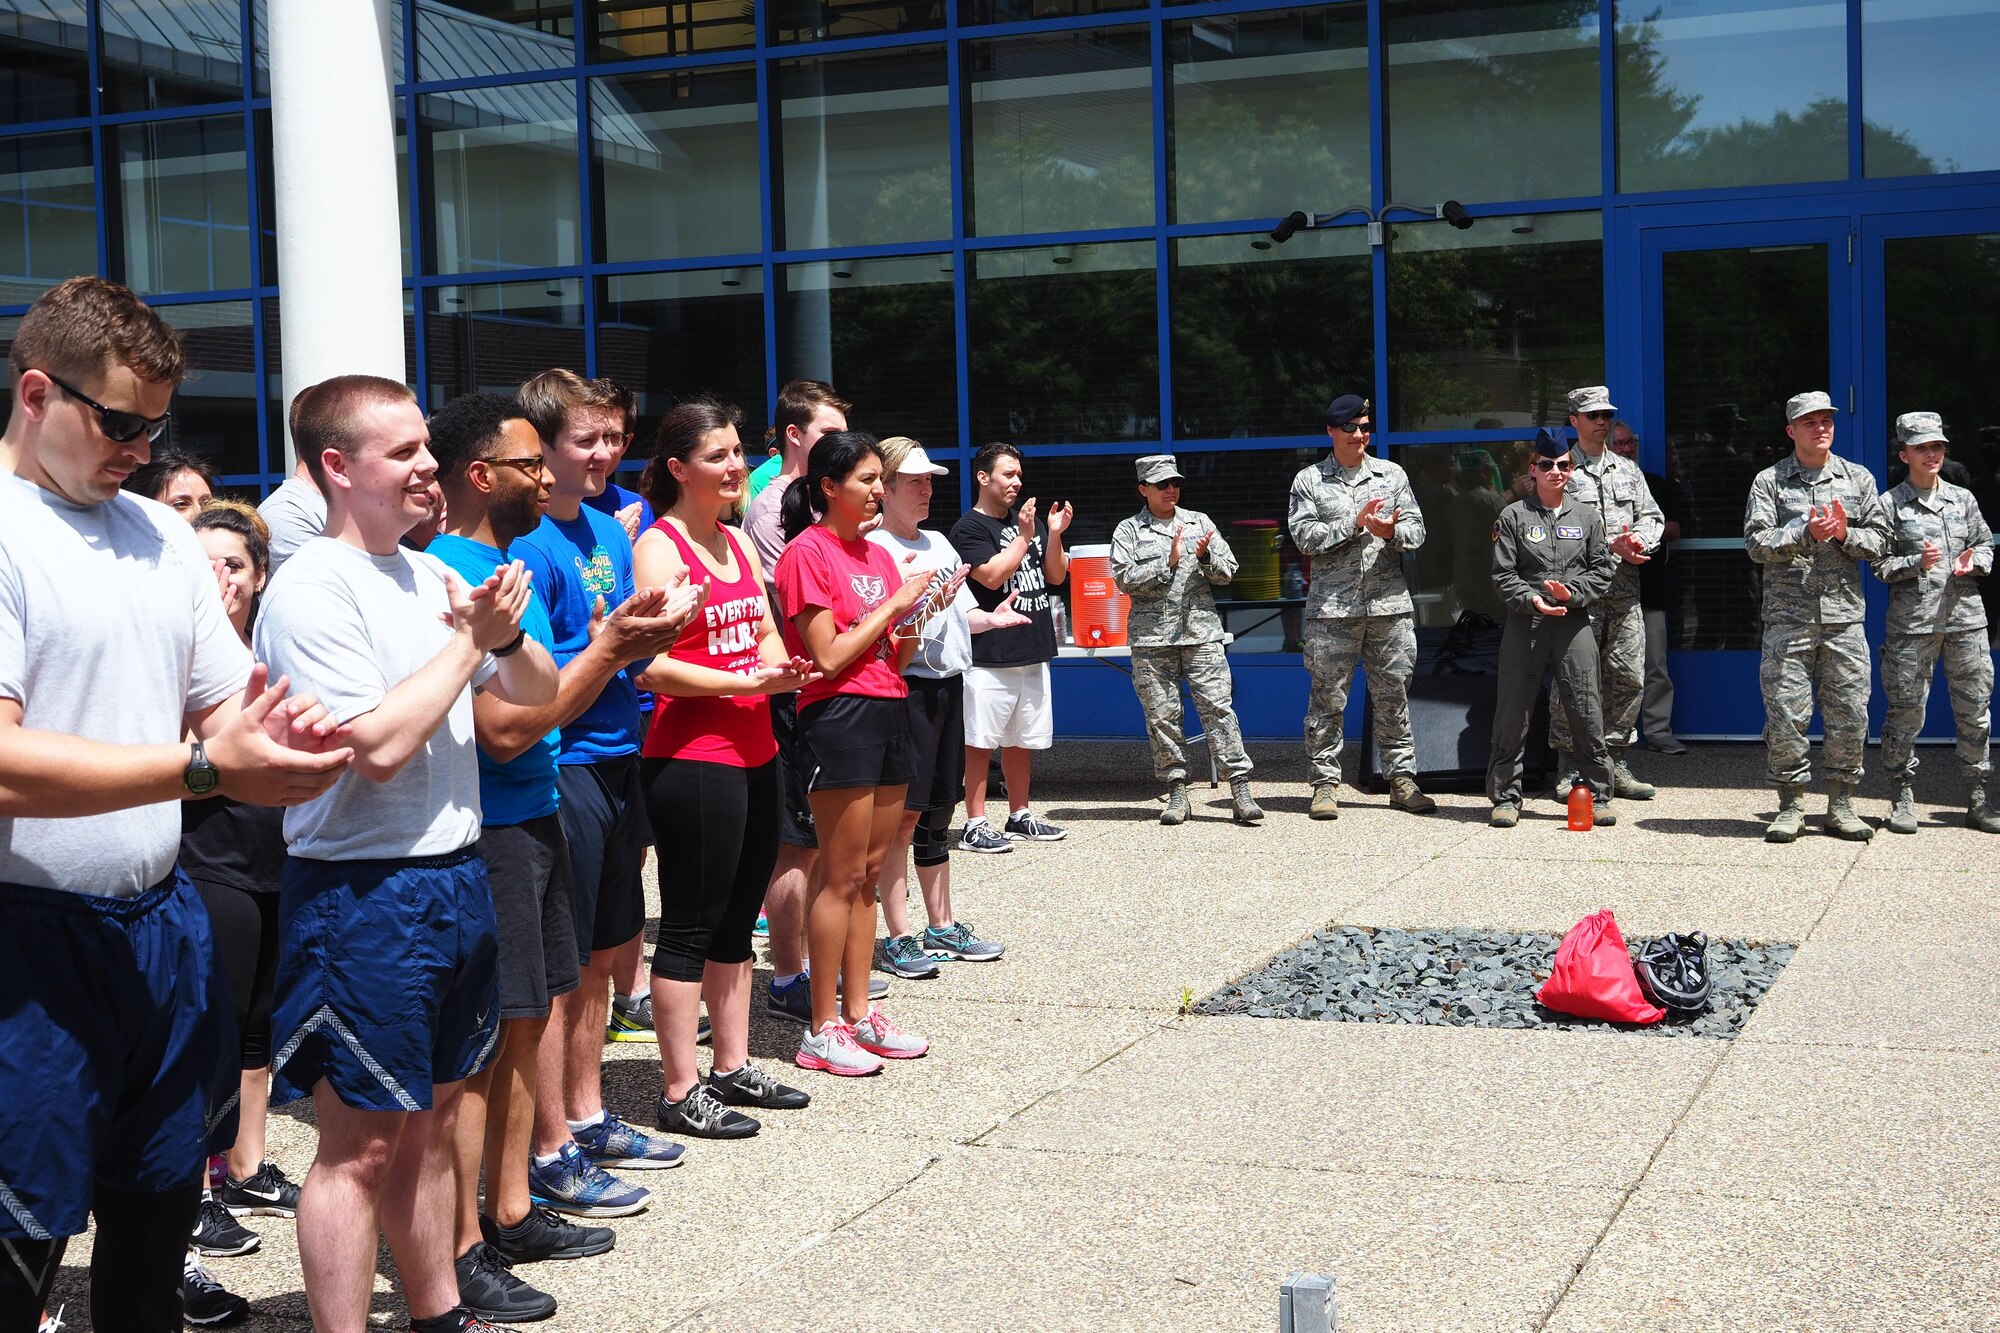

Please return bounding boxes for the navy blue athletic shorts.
[0,871,236,1240]
[269,847,500,1112]
[556,755,651,964]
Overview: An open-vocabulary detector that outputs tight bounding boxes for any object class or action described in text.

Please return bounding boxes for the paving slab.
[1544,1189,2000,1333]
[1341,854,1831,940]
[1646,1042,2000,1215]
[673,1147,1626,1333]
[1744,871,2000,1052]
[984,1018,1722,1189]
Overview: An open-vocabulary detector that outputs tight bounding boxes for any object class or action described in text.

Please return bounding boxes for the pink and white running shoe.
[853,1005,929,1059]
[796,1020,884,1076]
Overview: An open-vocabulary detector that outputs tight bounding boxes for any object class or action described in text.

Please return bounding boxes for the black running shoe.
[480,1207,615,1263]
[181,1257,249,1327]
[219,1161,301,1218]
[706,1060,811,1111]
[1002,810,1066,842]
[454,1242,557,1323]
[192,1197,260,1257]
[657,1083,760,1139]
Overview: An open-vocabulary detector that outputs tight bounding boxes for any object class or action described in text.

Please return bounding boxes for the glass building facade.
[3,0,1998,737]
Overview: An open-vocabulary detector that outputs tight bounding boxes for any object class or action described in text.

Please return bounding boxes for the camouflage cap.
[1895,411,1947,447]
[1135,453,1183,484]
[1785,390,1837,421]
[1566,386,1615,415]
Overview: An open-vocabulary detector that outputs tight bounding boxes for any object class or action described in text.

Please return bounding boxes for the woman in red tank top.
[632,399,820,1137]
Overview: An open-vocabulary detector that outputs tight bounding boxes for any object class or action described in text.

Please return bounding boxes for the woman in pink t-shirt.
[633,399,820,1135]
[774,432,944,1076]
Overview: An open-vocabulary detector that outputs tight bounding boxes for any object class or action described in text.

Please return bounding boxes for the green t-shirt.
[745,454,784,507]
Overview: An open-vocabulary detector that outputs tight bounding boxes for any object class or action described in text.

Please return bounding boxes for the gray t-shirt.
[259,474,326,573]
[254,536,495,861]
[0,474,251,897]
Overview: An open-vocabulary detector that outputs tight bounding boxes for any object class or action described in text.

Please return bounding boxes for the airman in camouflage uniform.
[1487,430,1620,827]
[1547,386,1664,801]
[1744,391,1892,843]
[1874,412,1998,835]
[1111,454,1261,827]
[1286,394,1435,820]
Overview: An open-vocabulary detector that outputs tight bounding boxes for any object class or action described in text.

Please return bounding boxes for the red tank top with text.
[641,521,778,767]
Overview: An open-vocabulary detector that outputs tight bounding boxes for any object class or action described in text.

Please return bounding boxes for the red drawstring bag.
[1536,909,1665,1024]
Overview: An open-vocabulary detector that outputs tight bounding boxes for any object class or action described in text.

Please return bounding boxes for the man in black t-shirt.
[949,443,1072,852]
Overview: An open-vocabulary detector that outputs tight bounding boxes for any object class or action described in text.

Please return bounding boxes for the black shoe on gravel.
[657,1083,761,1139]
[192,1197,260,1256]
[480,1207,615,1263]
[454,1242,557,1323]
[220,1161,301,1218]
[707,1060,811,1111]
[181,1259,249,1327]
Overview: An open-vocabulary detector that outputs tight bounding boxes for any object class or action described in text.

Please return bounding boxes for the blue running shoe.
[527,1142,650,1218]
[752,912,769,937]
[766,972,889,1022]
[572,1113,684,1172]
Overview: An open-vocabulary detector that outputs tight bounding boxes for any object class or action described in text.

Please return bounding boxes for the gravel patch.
[1198,926,1795,1038]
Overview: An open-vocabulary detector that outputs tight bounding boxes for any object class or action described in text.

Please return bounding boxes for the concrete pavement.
[45,742,2000,1329]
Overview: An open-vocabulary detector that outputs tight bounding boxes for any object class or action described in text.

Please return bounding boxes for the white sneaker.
[852,1005,929,1059]
[795,1020,884,1077]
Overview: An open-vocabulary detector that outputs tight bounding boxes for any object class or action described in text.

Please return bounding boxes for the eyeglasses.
[41,370,172,444]
[484,455,550,477]
[1579,410,1616,422]
[1334,421,1373,435]
[1531,459,1574,472]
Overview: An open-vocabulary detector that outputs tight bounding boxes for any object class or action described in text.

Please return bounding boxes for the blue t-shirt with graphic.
[427,533,561,822]
[511,506,643,762]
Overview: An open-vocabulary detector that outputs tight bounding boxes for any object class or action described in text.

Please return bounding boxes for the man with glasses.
[1744,391,1891,843]
[1111,454,1261,826]
[1488,429,1619,828]
[1286,393,1434,820]
[1547,388,1665,800]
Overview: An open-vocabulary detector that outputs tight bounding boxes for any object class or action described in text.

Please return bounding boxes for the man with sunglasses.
[1546,387,1665,802]
[1112,454,1261,826]
[1488,429,1619,827]
[0,277,353,1331]
[1745,391,1891,842]
[1287,393,1434,820]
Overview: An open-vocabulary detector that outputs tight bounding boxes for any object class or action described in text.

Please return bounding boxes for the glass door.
[1863,209,2000,739]
[1638,217,1854,738]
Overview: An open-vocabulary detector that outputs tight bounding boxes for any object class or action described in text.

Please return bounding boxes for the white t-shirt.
[254,536,495,861]
[868,526,975,680]
[258,474,327,573]
[0,474,251,897]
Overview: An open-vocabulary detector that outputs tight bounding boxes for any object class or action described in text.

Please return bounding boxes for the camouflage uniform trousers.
[1549,594,1644,754]
[1879,630,1994,782]
[1302,614,1415,788]
[1129,643,1253,783]
[1760,620,1870,787]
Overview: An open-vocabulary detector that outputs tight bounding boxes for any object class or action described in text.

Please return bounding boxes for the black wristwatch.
[184,740,220,796]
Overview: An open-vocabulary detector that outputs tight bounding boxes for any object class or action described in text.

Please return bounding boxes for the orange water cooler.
[1066,544,1129,648]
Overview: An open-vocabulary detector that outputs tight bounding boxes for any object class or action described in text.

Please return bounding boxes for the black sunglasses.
[1334,421,1374,435]
[1532,458,1574,471]
[43,370,172,444]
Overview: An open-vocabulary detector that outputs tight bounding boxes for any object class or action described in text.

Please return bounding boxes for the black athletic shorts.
[902,675,964,814]
[478,815,583,1020]
[768,691,819,849]
[556,755,652,963]
[800,694,915,793]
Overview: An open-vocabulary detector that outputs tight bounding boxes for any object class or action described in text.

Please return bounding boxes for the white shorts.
[962,662,1053,750]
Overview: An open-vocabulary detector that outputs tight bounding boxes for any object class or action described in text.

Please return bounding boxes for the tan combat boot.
[1388,775,1437,814]
[1230,777,1264,824]
[1610,756,1655,800]
[1822,781,1874,841]
[1160,781,1190,826]
[1969,780,2000,835]
[1765,784,1807,843]
[1309,783,1340,820]
[1886,780,1918,835]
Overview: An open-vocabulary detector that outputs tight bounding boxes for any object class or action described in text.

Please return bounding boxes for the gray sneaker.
[876,934,941,979]
[795,1021,884,1077]
[922,921,1004,961]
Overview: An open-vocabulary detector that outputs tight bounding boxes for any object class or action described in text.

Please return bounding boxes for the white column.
[267,0,406,471]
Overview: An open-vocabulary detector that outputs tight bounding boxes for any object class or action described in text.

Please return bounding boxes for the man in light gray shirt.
[255,373,555,1333]
[258,450,327,572]
[0,277,350,1330]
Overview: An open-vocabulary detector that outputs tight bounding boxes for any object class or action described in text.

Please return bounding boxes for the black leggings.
[0,1182,200,1333]
[643,757,780,983]
[191,879,279,1068]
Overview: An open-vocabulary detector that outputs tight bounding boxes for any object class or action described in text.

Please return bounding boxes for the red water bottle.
[1567,782,1594,831]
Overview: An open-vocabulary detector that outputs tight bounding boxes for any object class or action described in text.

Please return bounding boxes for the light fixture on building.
[544,286,564,298]
[1510,215,1536,235]
[1268,199,1475,248]
[719,267,743,287]
[938,254,955,274]
[830,262,853,279]
[1050,245,1075,265]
